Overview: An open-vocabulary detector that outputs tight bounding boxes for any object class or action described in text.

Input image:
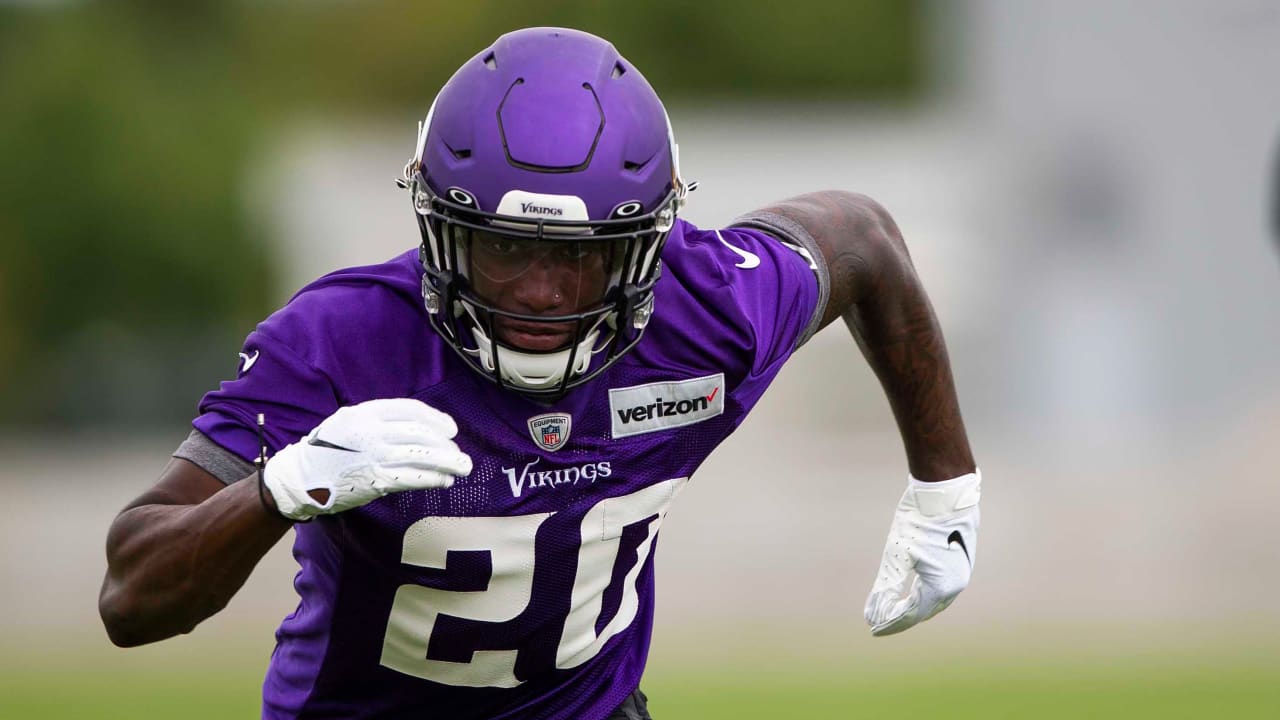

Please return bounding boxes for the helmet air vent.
[483,52,497,70]
[612,62,626,79]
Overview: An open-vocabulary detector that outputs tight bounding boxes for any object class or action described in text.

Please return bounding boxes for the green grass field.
[3,655,1276,719]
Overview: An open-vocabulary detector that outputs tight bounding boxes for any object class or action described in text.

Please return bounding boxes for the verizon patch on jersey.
[609,373,725,439]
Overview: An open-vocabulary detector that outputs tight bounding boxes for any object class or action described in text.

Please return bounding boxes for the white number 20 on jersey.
[380,477,687,687]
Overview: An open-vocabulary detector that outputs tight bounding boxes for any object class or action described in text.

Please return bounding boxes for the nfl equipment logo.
[527,413,572,452]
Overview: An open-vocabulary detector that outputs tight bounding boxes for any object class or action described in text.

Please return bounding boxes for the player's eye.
[558,242,593,261]
[483,238,519,256]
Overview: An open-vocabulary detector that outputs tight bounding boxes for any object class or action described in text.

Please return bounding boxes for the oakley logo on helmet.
[611,201,643,218]
[446,187,476,205]
[609,374,725,438]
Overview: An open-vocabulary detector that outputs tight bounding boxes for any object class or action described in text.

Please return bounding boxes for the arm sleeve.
[173,429,256,485]
[191,326,341,465]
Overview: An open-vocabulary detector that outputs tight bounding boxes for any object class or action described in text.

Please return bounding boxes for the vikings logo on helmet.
[400,27,691,399]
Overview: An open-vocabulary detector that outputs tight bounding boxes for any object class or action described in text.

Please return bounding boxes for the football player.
[99,27,979,720]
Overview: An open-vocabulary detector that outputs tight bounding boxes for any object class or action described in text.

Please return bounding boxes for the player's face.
[467,230,620,352]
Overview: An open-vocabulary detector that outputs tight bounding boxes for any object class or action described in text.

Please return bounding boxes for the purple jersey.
[194,218,821,719]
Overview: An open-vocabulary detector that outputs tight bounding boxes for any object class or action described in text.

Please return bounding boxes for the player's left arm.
[749,190,980,635]
[757,190,974,479]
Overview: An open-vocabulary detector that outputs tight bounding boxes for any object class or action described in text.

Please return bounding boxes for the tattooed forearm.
[849,285,974,481]
[760,191,976,481]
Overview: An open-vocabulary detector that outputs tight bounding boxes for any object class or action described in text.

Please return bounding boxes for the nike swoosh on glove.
[264,398,473,521]
[865,470,980,636]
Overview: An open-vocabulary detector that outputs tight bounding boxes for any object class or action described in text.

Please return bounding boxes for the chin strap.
[467,322,603,392]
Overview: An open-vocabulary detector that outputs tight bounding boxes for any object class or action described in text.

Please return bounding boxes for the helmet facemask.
[405,166,677,399]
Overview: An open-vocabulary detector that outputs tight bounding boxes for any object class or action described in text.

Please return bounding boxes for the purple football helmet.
[400,27,690,398]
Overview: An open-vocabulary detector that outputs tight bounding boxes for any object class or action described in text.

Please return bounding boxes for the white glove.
[263,398,473,521]
[865,470,980,636]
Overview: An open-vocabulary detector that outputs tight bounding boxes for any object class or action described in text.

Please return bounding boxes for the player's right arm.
[99,398,472,647]
[98,460,292,647]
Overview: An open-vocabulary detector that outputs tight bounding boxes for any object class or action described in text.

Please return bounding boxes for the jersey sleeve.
[663,218,827,410]
[730,210,831,349]
[192,319,341,466]
[191,252,435,464]
[717,224,824,376]
[686,219,824,368]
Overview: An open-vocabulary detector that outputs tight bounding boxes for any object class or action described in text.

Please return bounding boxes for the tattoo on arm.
[757,191,976,481]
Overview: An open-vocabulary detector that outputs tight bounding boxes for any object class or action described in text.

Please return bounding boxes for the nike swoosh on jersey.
[947,530,970,565]
[714,230,761,269]
[238,350,260,374]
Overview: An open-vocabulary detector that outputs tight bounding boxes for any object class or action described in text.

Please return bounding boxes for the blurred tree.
[231,0,921,109]
[0,0,920,429]
[0,3,272,428]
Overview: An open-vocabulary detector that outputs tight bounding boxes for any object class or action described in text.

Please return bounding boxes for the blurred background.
[1,0,1277,717]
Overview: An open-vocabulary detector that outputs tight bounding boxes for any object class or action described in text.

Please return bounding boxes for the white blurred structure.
[950,0,1280,443]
